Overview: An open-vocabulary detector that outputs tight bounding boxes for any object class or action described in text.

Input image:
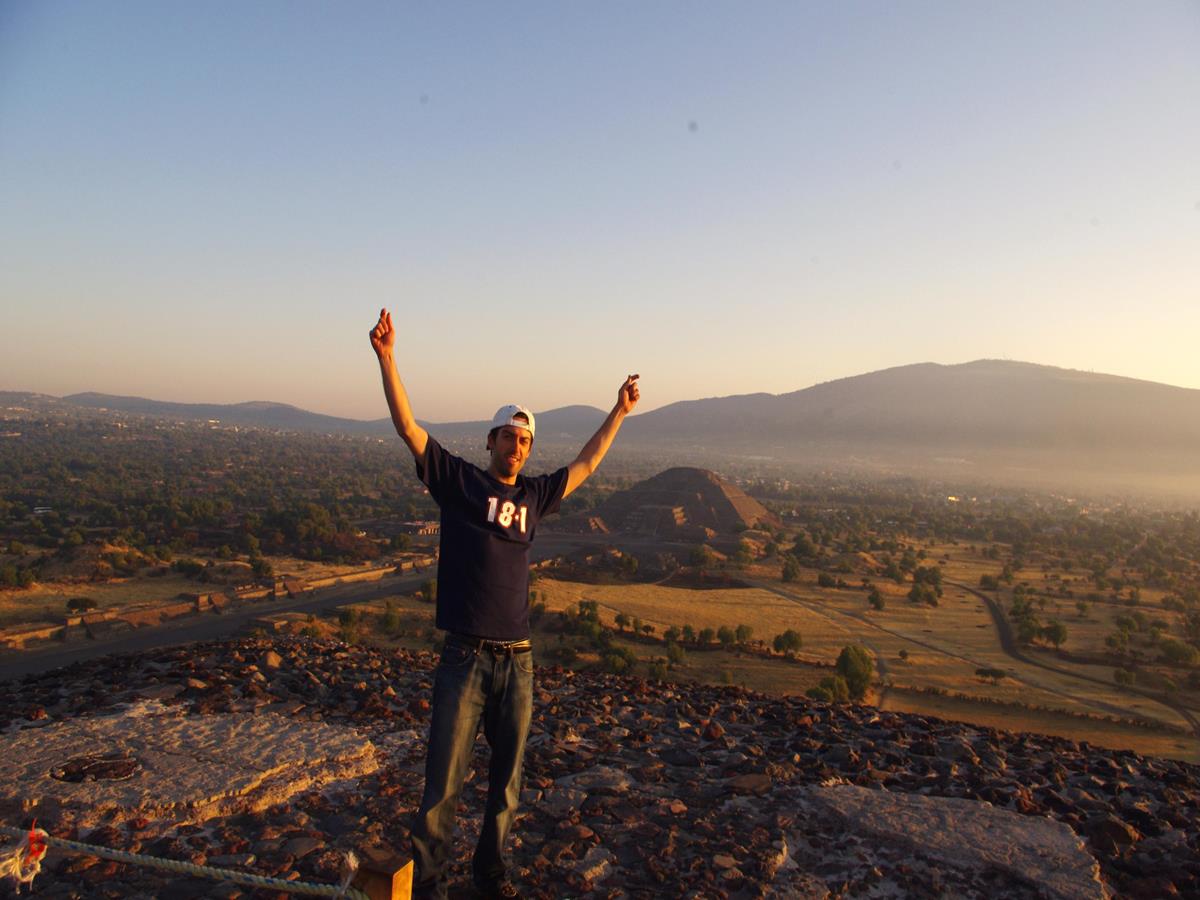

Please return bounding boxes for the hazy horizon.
[9,355,1200,424]
[3,2,1198,420]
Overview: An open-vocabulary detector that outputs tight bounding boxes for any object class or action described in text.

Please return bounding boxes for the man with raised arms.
[369,308,640,899]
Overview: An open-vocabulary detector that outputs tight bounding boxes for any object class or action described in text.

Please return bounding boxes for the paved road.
[0,571,431,683]
[0,533,609,684]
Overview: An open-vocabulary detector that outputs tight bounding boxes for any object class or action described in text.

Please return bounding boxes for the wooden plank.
[353,847,413,900]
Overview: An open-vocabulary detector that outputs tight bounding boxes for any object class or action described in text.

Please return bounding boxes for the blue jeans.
[411,641,534,899]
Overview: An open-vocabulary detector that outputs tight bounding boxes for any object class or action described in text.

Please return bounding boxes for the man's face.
[487,424,532,480]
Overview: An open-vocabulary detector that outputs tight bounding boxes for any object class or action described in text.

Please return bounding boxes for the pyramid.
[567,467,778,537]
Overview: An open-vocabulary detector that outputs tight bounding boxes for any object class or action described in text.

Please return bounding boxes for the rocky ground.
[1,637,1197,899]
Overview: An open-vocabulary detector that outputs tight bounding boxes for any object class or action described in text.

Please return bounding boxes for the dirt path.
[751,577,1189,726]
[950,580,1200,739]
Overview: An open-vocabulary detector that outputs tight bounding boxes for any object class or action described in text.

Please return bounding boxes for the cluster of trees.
[806,645,874,702]
[758,471,1200,617]
[1104,609,1200,668]
[773,629,803,656]
[1008,586,1068,649]
[908,565,943,606]
[0,415,439,584]
[1113,664,1200,694]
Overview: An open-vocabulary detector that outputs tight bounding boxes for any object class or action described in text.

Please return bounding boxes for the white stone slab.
[0,700,377,827]
[805,783,1109,900]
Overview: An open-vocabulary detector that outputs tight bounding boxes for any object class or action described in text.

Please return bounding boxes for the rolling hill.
[10,359,1200,494]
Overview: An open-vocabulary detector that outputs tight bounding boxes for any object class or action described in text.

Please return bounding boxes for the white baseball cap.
[490,404,535,440]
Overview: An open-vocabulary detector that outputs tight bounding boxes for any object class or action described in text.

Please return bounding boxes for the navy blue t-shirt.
[416,436,568,641]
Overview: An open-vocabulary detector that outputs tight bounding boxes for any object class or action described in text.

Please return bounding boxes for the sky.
[2,1,1198,422]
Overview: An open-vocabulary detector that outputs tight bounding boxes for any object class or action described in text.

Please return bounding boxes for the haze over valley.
[14,357,1200,500]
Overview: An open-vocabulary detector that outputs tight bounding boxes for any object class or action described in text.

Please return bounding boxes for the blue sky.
[2,2,1198,420]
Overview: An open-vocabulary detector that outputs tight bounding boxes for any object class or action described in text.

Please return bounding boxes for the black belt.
[446,633,533,655]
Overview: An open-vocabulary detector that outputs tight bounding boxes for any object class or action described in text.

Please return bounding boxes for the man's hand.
[371,306,428,460]
[565,374,641,498]
[370,308,396,356]
[617,374,640,416]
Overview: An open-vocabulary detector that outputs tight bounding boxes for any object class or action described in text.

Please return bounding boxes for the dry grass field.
[525,564,1200,762]
[533,577,858,661]
[0,554,378,629]
[0,572,201,628]
[4,534,1196,763]
[883,687,1199,764]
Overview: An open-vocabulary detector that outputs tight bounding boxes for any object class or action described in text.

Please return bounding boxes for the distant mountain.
[56,392,608,441]
[64,393,386,435]
[625,360,1200,456]
[15,359,1200,493]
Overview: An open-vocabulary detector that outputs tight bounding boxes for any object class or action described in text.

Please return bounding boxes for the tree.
[912,565,943,596]
[975,667,1007,685]
[690,544,715,568]
[602,648,636,674]
[1042,620,1068,649]
[1016,616,1041,646]
[735,624,753,645]
[666,642,686,665]
[682,624,696,644]
[698,627,715,645]
[908,583,938,606]
[773,629,802,656]
[1158,638,1200,667]
[717,626,735,648]
[615,612,629,632]
[792,532,817,559]
[868,585,885,611]
[806,675,849,703]
[835,645,874,700]
[1113,667,1135,688]
[66,597,97,613]
[781,556,801,583]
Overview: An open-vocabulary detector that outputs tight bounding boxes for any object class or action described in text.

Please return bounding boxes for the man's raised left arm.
[563,375,640,498]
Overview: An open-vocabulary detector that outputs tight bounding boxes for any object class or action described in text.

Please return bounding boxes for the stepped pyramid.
[560,467,778,538]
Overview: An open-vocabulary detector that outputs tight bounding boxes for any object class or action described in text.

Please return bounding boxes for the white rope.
[0,824,367,899]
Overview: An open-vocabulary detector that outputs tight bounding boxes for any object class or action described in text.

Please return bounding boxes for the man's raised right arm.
[370,307,428,461]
